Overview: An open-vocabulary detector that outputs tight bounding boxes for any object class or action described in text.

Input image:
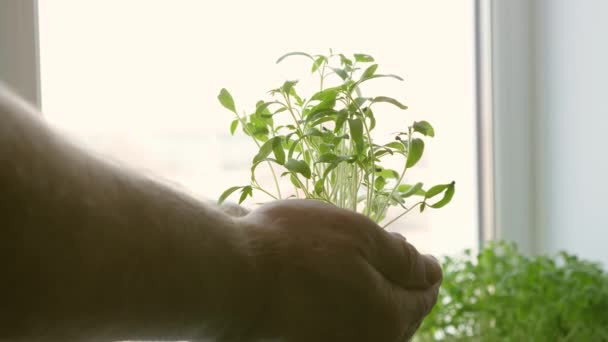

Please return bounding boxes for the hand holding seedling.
[237,199,442,341]
[0,66,443,341]
[218,51,455,227]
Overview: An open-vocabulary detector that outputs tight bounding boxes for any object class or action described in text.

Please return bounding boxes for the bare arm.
[0,86,262,340]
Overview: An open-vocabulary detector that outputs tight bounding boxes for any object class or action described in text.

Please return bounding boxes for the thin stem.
[292,175,313,198]
[349,61,358,80]
[294,186,300,199]
[362,119,375,215]
[234,112,282,199]
[377,127,412,221]
[282,92,325,193]
[352,166,360,211]
[252,186,278,200]
[319,60,326,91]
[345,92,376,217]
[382,201,424,229]
[269,167,282,199]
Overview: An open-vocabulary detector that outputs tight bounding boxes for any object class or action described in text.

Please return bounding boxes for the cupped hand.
[238,199,442,342]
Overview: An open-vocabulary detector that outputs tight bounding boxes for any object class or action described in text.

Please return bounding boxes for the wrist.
[109,206,267,341]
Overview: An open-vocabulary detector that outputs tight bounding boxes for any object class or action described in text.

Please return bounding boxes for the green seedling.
[415,241,608,341]
[217,51,454,228]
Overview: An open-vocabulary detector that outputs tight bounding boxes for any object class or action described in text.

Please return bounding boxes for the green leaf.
[406,138,424,168]
[305,127,324,137]
[281,80,298,94]
[428,181,455,208]
[334,110,348,133]
[385,141,405,152]
[290,87,304,106]
[419,202,426,213]
[314,179,325,195]
[247,124,270,138]
[253,137,278,164]
[377,169,399,179]
[413,120,435,137]
[374,176,386,191]
[272,137,285,165]
[399,182,425,198]
[311,56,326,73]
[310,115,336,127]
[322,162,340,179]
[238,186,253,204]
[372,96,408,110]
[255,101,276,116]
[353,97,370,108]
[250,114,271,131]
[348,118,364,153]
[303,150,312,166]
[425,183,450,199]
[287,138,302,159]
[389,191,405,205]
[311,87,338,100]
[286,159,311,179]
[290,174,302,189]
[364,107,376,131]
[362,64,378,79]
[276,51,314,64]
[273,107,288,115]
[351,75,404,91]
[373,148,392,158]
[354,53,375,62]
[230,119,239,135]
[339,54,353,66]
[347,74,404,95]
[307,89,337,118]
[368,74,404,81]
[306,107,336,121]
[331,68,348,80]
[318,143,334,154]
[218,186,242,205]
[317,153,338,163]
[218,88,237,114]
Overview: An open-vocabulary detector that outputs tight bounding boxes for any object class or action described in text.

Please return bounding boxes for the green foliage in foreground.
[217,51,454,227]
[415,241,608,342]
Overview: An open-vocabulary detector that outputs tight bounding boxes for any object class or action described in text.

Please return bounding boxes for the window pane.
[38,0,477,256]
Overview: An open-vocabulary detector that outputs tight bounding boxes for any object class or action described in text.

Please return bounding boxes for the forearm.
[0,87,260,340]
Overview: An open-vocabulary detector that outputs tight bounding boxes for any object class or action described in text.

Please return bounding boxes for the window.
[37,0,477,256]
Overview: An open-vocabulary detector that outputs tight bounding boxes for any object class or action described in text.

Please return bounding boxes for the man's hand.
[1,85,440,341]
[238,199,441,342]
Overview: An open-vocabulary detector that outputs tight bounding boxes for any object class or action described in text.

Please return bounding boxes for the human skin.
[0,85,441,341]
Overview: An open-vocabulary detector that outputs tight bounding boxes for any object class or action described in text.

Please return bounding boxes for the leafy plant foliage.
[415,241,608,341]
[218,51,454,227]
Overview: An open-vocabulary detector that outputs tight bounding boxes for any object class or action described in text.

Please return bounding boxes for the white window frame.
[475,0,495,246]
[479,0,538,254]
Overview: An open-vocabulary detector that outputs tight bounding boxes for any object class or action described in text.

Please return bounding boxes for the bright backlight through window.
[37,0,477,256]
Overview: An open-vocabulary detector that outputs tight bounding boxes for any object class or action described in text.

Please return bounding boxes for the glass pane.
[38,0,477,256]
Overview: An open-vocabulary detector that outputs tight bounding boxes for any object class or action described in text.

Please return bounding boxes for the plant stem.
[319,61,326,91]
[252,186,278,200]
[234,112,282,199]
[282,91,324,193]
[382,201,424,229]
[292,175,313,198]
[345,92,376,217]
[377,127,413,220]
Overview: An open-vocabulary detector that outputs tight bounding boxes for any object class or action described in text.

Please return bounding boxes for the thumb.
[370,231,442,290]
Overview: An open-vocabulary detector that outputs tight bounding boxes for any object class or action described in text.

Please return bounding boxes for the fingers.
[370,230,442,290]
[393,282,441,341]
